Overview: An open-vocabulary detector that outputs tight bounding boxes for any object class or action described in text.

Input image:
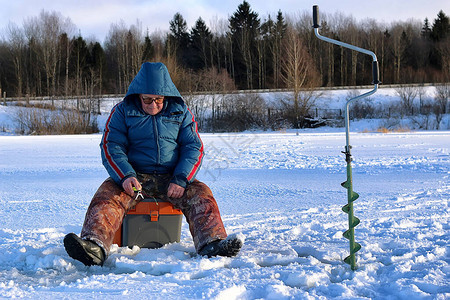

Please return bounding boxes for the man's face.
[139,94,164,115]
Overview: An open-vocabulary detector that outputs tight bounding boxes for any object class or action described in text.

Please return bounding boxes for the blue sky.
[1,0,448,42]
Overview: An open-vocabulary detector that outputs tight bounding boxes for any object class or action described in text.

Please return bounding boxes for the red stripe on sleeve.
[186,108,204,181]
[102,104,125,179]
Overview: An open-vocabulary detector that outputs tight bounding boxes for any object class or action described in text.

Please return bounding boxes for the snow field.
[0,130,449,299]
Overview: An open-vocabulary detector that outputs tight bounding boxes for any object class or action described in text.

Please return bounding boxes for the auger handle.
[313,5,320,28]
[372,61,380,84]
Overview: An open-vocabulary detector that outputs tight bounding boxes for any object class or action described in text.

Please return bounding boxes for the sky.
[0,0,449,42]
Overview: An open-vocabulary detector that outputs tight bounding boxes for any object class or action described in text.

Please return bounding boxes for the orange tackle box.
[113,198,183,248]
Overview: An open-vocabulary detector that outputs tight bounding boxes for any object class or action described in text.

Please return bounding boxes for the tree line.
[0,1,448,99]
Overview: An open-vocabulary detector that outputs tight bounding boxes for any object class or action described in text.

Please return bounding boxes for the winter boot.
[198,236,242,258]
[64,233,105,266]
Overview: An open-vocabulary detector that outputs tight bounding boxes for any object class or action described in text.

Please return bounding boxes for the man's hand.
[167,183,185,198]
[122,177,142,196]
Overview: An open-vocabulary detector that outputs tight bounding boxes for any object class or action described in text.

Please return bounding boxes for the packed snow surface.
[0,129,449,299]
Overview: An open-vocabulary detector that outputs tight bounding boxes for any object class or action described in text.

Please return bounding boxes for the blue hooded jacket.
[100,62,204,188]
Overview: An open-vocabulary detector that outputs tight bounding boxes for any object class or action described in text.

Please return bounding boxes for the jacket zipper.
[152,115,160,164]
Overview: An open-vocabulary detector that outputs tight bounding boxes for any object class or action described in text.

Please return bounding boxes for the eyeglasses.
[140,95,164,104]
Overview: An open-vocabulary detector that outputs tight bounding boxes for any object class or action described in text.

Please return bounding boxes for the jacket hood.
[124,62,182,101]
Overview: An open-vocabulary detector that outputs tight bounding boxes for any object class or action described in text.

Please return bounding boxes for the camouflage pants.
[81,174,227,254]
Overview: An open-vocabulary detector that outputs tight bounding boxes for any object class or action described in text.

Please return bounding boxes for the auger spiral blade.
[341,159,361,271]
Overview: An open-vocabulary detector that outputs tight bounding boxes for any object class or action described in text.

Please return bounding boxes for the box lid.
[127,199,182,215]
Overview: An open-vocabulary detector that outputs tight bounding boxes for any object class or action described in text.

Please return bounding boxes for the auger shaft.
[313,5,379,270]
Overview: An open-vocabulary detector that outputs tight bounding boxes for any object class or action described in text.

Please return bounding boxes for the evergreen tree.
[400,30,413,71]
[25,36,41,96]
[142,33,154,62]
[167,13,190,67]
[259,11,287,88]
[190,17,212,70]
[87,42,106,94]
[431,10,449,41]
[229,0,261,89]
[415,18,433,78]
[87,42,105,70]
[430,10,449,76]
[69,36,89,95]
[421,18,432,39]
[260,15,274,88]
[272,11,287,88]
[0,41,10,96]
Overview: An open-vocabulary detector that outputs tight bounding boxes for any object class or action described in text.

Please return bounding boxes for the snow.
[0,128,448,299]
[0,90,449,299]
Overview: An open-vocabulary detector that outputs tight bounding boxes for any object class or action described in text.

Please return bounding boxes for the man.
[64,62,242,266]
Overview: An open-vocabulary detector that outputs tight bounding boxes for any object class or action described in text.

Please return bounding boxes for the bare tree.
[389,23,403,83]
[433,85,449,128]
[5,22,26,97]
[59,33,74,96]
[26,10,74,96]
[343,17,359,85]
[128,20,145,78]
[280,26,321,127]
[435,85,449,112]
[183,67,235,131]
[294,10,335,87]
[362,19,385,83]
[209,16,223,70]
[23,16,42,96]
[105,20,145,93]
[149,29,165,59]
[330,12,352,86]
[389,21,420,83]
[396,85,419,116]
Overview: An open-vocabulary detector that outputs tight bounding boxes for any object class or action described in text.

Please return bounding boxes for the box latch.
[150,211,159,222]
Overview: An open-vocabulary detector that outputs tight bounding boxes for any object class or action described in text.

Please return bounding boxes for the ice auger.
[312,5,380,270]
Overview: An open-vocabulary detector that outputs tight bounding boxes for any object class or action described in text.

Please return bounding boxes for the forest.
[0,1,448,99]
